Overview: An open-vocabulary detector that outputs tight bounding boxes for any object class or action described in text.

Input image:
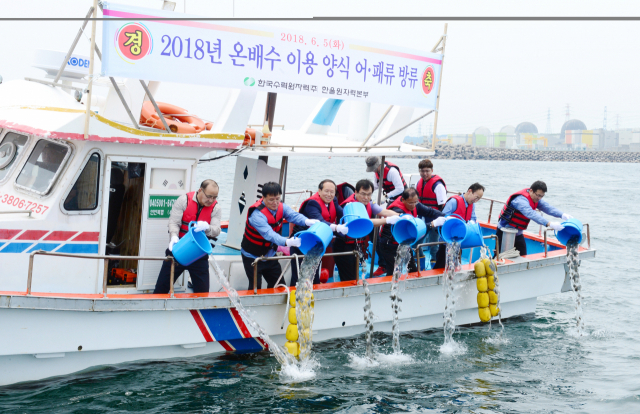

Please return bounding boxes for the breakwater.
[431,144,640,163]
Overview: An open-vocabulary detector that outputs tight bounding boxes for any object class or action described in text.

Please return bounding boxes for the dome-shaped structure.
[473,126,491,147]
[500,125,516,134]
[515,122,538,134]
[561,119,587,140]
[473,126,491,136]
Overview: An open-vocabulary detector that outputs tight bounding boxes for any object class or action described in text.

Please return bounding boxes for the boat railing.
[445,190,506,224]
[27,250,176,298]
[250,251,360,295]
[248,124,285,130]
[0,210,33,217]
[285,189,314,211]
[414,234,500,273]
[249,144,430,153]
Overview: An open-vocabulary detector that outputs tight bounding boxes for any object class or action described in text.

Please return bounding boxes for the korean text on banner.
[101,2,442,109]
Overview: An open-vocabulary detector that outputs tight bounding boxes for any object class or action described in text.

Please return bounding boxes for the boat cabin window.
[63,152,101,211]
[15,139,70,195]
[0,132,29,182]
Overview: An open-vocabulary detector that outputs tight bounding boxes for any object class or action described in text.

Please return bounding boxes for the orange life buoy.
[139,101,205,134]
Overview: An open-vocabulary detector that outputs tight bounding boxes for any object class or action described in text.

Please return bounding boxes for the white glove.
[305,219,319,227]
[285,237,301,248]
[385,215,401,225]
[335,224,349,235]
[168,235,179,251]
[193,221,209,233]
[562,213,574,220]
[548,222,565,231]
[431,217,446,227]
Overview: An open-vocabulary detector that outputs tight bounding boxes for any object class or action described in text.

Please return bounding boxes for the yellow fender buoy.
[289,291,296,307]
[487,275,495,290]
[288,308,297,324]
[285,324,299,341]
[284,341,300,357]
[489,291,498,305]
[474,261,486,277]
[482,258,495,276]
[477,277,488,292]
[489,304,500,317]
[479,307,491,322]
[477,292,489,308]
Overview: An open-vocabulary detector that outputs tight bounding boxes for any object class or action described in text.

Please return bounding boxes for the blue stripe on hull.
[226,338,265,354]
[199,309,243,341]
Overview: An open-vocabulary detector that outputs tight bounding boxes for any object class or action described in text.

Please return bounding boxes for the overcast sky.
[2,0,640,136]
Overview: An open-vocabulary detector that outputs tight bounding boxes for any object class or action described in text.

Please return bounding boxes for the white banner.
[101,3,442,108]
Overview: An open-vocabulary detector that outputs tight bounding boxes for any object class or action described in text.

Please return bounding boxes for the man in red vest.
[290,179,348,286]
[154,179,221,294]
[333,179,401,281]
[415,159,447,268]
[378,188,446,276]
[433,183,485,269]
[241,182,313,291]
[497,180,571,256]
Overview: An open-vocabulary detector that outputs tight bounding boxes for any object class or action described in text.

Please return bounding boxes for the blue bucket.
[340,202,373,239]
[172,221,213,266]
[556,218,583,246]
[294,222,334,255]
[461,221,485,248]
[439,215,469,243]
[392,214,427,245]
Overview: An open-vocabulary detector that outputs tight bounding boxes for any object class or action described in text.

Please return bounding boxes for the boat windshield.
[0,132,28,181]
[15,139,70,195]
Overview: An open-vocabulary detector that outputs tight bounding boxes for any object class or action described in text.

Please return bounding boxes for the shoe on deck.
[372,267,386,277]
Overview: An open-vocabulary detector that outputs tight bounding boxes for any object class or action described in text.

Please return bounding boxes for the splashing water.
[363,278,375,360]
[208,256,295,367]
[390,243,412,354]
[441,242,463,354]
[296,244,324,362]
[482,245,505,338]
[567,239,585,336]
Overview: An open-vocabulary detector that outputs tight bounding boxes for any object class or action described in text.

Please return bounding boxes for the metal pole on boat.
[169,257,175,298]
[264,92,277,133]
[279,156,288,203]
[140,80,174,133]
[431,23,448,152]
[103,259,109,298]
[371,110,434,147]
[53,7,94,84]
[83,0,98,140]
[368,155,385,279]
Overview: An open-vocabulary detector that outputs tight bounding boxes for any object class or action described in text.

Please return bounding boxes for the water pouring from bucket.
[172,221,213,266]
[391,214,427,245]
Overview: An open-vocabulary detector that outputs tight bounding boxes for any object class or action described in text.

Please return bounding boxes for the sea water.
[4,158,639,413]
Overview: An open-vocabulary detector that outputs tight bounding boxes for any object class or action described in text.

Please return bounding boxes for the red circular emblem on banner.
[421,66,435,95]
[116,23,152,61]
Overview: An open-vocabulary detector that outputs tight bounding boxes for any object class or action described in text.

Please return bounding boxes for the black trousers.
[289,246,321,287]
[332,238,360,282]
[433,244,447,269]
[377,238,417,276]
[496,228,527,256]
[154,249,210,294]
[242,253,282,291]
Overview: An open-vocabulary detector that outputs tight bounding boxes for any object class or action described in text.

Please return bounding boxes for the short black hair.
[318,179,336,191]
[355,179,374,192]
[530,180,547,193]
[418,159,434,170]
[261,182,282,197]
[401,187,419,200]
[200,179,218,190]
[468,183,485,193]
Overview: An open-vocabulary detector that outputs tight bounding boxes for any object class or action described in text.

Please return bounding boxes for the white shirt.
[433,182,447,206]
[372,167,404,199]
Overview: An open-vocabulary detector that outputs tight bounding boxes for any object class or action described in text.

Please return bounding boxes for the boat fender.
[284,341,300,357]
[489,291,498,305]
[288,308,297,324]
[289,291,296,307]
[476,277,488,292]
[285,324,299,342]
[477,292,489,308]
[487,275,495,290]
[474,262,486,277]
[489,304,500,317]
[479,307,492,323]
[482,258,495,276]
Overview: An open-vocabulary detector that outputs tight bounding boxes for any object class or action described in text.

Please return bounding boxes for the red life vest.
[448,195,473,222]
[380,197,417,244]
[499,189,539,230]
[179,191,216,237]
[339,194,374,244]
[416,175,446,210]
[241,199,284,256]
[374,161,407,198]
[299,192,338,224]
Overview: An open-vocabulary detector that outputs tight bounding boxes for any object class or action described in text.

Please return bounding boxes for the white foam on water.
[279,358,319,382]
[439,339,467,356]
[347,351,415,369]
[347,353,380,369]
[374,351,415,365]
[483,335,511,345]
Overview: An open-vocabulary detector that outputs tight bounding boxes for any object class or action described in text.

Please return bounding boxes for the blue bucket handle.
[339,214,359,224]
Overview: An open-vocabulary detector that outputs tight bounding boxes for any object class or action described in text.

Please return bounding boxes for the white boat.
[0,3,595,386]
